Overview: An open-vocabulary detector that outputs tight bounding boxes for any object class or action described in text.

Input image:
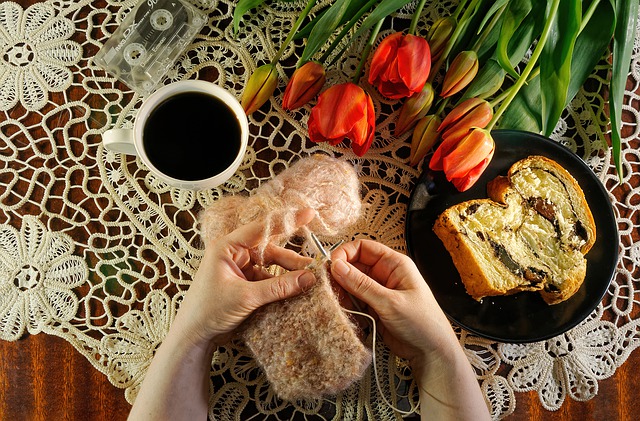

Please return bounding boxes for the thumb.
[253,270,316,306]
[331,259,387,307]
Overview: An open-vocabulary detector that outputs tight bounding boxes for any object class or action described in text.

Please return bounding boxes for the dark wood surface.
[1,331,639,420]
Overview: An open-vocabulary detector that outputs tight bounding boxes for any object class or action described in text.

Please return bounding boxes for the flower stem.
[272,0,317,64]
[451,0,470,21]
[470,3,506,52]
[409,0,429,35]
[353,18,385,83]
[487,0,560,131]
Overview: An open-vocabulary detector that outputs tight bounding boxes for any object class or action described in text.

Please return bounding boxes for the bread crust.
[433,155,596,305]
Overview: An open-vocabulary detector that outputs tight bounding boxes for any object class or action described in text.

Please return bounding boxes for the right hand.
[329,239,460,369]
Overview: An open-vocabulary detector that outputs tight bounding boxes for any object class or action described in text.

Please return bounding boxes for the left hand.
[176,209,316,348]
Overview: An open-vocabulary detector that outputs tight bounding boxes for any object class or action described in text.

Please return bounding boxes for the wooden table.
[2,332,640,420]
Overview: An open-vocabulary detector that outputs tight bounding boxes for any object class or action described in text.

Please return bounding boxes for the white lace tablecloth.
[0,0,638,419]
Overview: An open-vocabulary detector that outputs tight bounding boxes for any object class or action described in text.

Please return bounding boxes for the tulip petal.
[451,149,495,191]
[443,129,494,178]
[429,134,461,171]
[397,34,431,93]
[438,97,486,131]
[283,62,326,110]
[242,64,278,114]
[369,33,403,84]
[410,115,440,166]
[369,32,431,100]
[440,50,479,98]
[308,83,375,155]
[351,93,376,156]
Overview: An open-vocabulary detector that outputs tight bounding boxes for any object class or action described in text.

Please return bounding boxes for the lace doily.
[0,1,638,419]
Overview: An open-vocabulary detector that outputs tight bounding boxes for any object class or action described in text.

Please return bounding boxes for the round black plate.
[405,130,619,343]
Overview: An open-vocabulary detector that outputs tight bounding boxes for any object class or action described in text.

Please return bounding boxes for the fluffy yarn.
[199,154,372,401]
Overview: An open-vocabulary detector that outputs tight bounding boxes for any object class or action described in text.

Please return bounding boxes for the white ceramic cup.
[102,80,248,190]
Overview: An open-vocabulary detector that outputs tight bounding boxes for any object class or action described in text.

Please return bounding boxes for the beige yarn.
[199,154,372,401]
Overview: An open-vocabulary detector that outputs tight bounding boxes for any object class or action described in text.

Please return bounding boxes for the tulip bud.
[409,114,441,166]
[241,64,278,115]
[395,83,435,136]
[430,128,495,192]
[438,97,493,143]
[440,51,479,98]
[282,61,326,110]
[427,17,456,62]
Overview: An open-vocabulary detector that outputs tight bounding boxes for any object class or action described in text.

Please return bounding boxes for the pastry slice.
[433,155,596,305]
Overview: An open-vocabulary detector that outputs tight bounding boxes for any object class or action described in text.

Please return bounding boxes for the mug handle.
[102,128,138,155]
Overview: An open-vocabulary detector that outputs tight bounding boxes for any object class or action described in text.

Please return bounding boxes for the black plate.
[405,130,619,343]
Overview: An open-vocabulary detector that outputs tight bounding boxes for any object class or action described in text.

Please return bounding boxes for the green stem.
[409,0,429,35]
[319,0,379,64]
[486,0,560,131]
[353,18,385,83]
[579,0,600,34]
[434,96,451,116]
[470,3,506,52]
[451,0,470,21]
[272,0,317,64]
[488,67,540,108]
[428,0,482,83]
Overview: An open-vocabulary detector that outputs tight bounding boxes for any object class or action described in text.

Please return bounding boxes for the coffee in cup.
[103,80,248,190]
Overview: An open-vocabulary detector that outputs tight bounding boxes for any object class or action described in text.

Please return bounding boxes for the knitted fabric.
[199,154,372,401]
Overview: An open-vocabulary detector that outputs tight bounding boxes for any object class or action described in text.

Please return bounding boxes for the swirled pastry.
[433,155,596,305]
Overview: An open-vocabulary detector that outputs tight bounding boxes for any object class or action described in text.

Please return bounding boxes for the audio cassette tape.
[95,0,206,96]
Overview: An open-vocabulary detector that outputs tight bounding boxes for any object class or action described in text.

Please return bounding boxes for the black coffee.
[143,91,242,181]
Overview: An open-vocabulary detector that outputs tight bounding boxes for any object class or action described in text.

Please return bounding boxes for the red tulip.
[429,128,495,191]
[283,61,326,110]
[368,32,431,100]
[308,83,375,156]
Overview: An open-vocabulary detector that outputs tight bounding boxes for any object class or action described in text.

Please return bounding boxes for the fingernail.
[298,271,316,290]
[332,259,349,277]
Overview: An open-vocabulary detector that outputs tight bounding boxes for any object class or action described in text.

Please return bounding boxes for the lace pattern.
[0,0,639,419]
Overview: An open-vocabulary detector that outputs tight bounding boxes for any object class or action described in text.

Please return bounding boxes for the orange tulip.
[308,83,375,156]
[440,51,479,98]
[241,64,278,115]
[429,128,495,191]
[368,32,431,100]
[395,82,435,136]
[427,17,456,62]
[282,61,326,110]
[438,97,493,143]
[409,114,441,166]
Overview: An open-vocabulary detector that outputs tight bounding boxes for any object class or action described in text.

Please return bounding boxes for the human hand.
[329,239,460,369]
[176,209,316,349]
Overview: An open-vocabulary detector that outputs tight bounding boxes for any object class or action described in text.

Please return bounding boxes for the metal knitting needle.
[308,233,366,317]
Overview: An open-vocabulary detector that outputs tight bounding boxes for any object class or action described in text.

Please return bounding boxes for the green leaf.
[496,74,543,132]
[233,0,267,36]
[294,0,371,40]
[299,0,353,64]
[496,0,534,78]
[540,0,581,136]
[565,0,615,106]
[477,0,510,33]
[610,0,638,179]
[350,0,414,43]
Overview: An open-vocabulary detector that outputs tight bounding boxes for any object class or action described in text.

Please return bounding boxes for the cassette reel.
[95,0,206,96]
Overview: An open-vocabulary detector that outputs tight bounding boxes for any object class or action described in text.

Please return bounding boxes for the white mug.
[102,80,249,190]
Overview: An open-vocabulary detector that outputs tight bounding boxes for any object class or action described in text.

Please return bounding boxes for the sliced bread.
[433,155,596,305]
